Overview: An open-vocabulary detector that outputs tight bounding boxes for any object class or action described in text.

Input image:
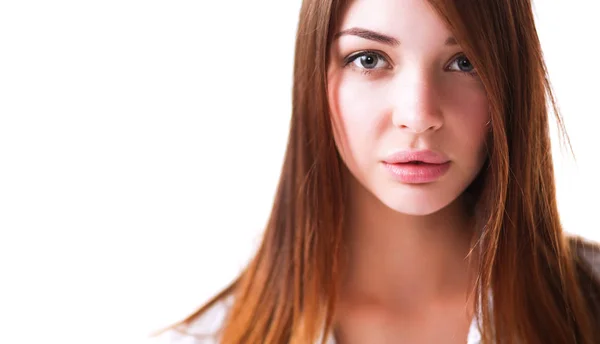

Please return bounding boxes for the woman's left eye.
[448,54,475,73]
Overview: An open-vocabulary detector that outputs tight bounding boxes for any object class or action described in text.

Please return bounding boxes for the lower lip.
[382,161,451,184]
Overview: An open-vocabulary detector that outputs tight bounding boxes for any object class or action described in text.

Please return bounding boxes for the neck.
[340,176,478,312]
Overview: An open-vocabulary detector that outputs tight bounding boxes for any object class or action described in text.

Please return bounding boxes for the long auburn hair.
[166,0,600,343]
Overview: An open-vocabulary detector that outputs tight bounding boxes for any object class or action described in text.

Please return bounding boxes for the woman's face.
[327,0,489,215]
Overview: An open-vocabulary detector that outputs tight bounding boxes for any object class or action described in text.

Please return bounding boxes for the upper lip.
[383,149,450,164]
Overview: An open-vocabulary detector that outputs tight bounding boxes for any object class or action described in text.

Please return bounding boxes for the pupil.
[460,57,473,71]
[361,54,377,68]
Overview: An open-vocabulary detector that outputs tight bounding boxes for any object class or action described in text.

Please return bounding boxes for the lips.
[396,161,438,167]
[382,160,451,184]
[383,149,449,165]
[382,149,451,183]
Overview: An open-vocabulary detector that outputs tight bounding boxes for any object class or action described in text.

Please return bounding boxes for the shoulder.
[570,235,600,278]
[148,296,234,344]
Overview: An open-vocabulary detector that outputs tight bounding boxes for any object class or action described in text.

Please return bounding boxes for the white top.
[151,295,482,344]
[150,242,600,344]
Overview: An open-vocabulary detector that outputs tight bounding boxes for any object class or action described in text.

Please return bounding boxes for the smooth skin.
[327,0,490,342]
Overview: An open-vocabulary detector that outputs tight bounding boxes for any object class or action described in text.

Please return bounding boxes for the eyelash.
[342,50,478,77]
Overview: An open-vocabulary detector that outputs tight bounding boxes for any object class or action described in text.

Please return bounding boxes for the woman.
[155,0,600,342]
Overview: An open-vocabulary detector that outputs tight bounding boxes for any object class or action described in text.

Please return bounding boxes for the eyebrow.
[334,27,458,47]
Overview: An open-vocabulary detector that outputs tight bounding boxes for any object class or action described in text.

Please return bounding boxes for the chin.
[376,187,459,216]
[382,200,449,216]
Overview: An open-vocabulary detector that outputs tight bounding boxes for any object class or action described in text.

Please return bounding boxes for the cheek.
[329,76,387,166]
[442,84,490,163]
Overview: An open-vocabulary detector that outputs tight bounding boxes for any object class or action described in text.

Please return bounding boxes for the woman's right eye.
[344,51,390,72]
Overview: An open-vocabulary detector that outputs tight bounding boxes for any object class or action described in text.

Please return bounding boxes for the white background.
[0,1,598,343]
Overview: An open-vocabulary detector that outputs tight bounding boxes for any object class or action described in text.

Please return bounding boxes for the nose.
[390,71,443,133]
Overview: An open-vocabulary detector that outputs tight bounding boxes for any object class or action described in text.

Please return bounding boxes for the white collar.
[316,316,481,344]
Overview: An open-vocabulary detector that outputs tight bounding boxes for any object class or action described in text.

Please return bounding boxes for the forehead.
[337,0,452,45]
